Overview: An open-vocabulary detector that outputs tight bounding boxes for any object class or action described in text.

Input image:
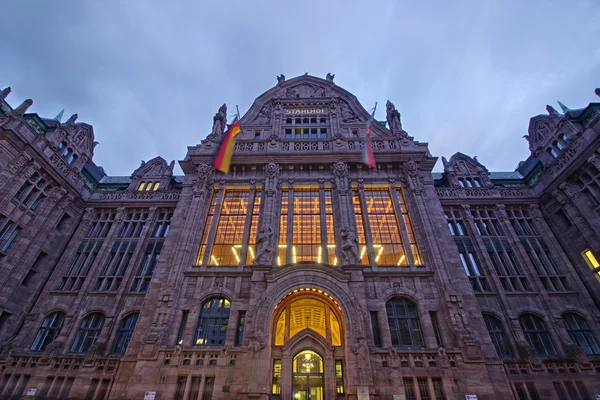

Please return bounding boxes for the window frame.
[70,312,105,353]
[194,297,231,347]
[30,311,65,352]
[386,297,424,348]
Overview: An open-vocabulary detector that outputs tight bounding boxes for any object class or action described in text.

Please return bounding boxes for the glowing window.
[363,189,407,265]
[293,350,323,374]
[324,190,336,264]
[138,182,146,191]
[152,182,160,191]
[209,190,250,265]
[195,192,218,264]
[292,188,322,263]
[278,190,288,266]
[245,189,261,264]
[352,190,369,265]
[395,187,423,265]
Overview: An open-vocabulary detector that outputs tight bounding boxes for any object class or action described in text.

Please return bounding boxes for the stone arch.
[251,265,366,342]
[284,328,332,357]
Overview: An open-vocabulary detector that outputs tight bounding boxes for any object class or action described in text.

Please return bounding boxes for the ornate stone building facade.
[0,77,599,400]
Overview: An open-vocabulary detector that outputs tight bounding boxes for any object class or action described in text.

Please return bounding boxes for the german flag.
[214,116,241,173]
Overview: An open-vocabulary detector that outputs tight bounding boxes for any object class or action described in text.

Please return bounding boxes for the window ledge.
[88,291,118,297]
[546,291,580,296]
[49,290,78,296]
[504,292,539,296]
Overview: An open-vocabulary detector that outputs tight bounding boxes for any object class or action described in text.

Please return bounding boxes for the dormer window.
[554,140,563,151]
[67,154,78,165]
[58,141,67,151]
[138,181,160,191]
[254,131,261,140]
[473,178,481,187]
[465,179,473,188]
[547,147,558,159]
[352,129,359,138]
[458,179,465,188]
[62,147,72,158]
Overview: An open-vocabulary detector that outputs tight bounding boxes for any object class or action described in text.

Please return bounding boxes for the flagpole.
[235,105,241,120]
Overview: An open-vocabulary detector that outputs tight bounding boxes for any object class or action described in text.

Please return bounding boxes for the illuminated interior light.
[293,246,297,263]
[360,246,366,259]
[293,289,298,293]
[333,257,337,265]
[211,256,219,266]
[279,244,286,248]
[327,244,336,248]
[397,254,406,265]
[375,246,384,262]
[277,256,281,266]
[231,247,240,263]
[318,247,322,263]
[249,247,255,259]
[317,290,323,293]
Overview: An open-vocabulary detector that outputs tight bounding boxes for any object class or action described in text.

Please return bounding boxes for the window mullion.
[203,189,225,266]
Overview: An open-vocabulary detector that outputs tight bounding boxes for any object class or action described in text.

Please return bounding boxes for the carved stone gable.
[441,152,492,188]
[525,115,560,154]
[128,156,174,191]
[285,83,327,99]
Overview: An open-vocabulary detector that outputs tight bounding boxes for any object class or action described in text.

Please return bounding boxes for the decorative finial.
[441,156,449,169]
[11,99,33,117]
[546,105,559,115]
[65,113,78,124]
[523,135,530,143]
[0,87,11,100]
[54,109,64,122]
[595,88,600,98]
[557,101,570,113]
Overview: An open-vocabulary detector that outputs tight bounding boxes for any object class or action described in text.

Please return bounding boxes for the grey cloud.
[1,0,598,175]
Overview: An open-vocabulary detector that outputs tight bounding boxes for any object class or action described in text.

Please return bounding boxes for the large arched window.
[519,313,556,356]
[31,311,65,352]
[112,313,139,354]
[71,313,104,353]
[483,314,511,358]
[386,297,424,347]
[195,297,230,346]
[563,313,600,355]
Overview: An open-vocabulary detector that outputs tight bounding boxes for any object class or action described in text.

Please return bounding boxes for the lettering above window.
[285,108,326,115]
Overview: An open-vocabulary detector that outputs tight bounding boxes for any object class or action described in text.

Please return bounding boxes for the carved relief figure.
[277,74,285,84]
[340,100,359,122]
[386,100,403,134]
[254,102,272,124]
[326,73,335,83]
[340,227,360,265]
[253,227,274,265]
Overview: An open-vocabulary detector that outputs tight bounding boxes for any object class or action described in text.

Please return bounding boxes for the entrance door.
[292,351,324,400]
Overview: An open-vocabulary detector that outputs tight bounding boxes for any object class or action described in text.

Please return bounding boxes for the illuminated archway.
[272,287,343,347]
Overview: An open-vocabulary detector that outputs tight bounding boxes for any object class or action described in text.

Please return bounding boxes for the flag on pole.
[362,103,377,168]
[214,114,241,174]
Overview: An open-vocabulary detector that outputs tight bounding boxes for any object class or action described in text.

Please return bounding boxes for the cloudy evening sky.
[1,0,599,176]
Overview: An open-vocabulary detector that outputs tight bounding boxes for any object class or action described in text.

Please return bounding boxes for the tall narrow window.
[195,297,231,346]
[418,378,430,400]
[352,190,369,264]
[582,249,600,282]
[245,190,261,264]
[210,190,250,265]
[386,297,424,347]
[278,189,289,266]
[459,251,489,292]
[1,226,21,252]
[112,313,139,354]
[196,192,217,265]
[430,311,443,347]
[176,311,189,345]
[519,313,556,357]
[174,376,187,400]
[292,188,321,263]
[432,379,446,400]
[324,189,336,264]
[335,360,344,394]
[370,311,382,347]
[235,311,246,347]
[272,360,282,395]
[60,210,114,291]
[403,378,416,400]
[71,313,104,353]
[483,314,511,358]
[31,312,65,351]
[395,187,423,264]
[364,188,406,265]
[563,313,600,355]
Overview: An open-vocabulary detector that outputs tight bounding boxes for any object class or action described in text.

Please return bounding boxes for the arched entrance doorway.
[270,287,346,400]
[292,350,324,400]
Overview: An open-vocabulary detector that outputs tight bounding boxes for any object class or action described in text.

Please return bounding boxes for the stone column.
[253,162,280,266]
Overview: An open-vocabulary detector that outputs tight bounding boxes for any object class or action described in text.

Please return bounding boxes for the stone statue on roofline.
[326,73,335,83]
[595,88,600,98]
[276,74,285,84]
[386,100,404,136]
[205,104,227,143]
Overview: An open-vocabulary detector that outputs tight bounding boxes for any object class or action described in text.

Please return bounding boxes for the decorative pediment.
[525,115,560,153]
[66,124,97,159]
[131,156,174,179]
[441,152,492,188]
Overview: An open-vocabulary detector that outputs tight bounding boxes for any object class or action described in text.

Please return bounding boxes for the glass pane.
[309,376,323,400]
[293,376,308,400]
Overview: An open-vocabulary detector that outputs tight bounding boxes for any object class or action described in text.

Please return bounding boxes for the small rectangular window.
[32,252,47,270]
[56,214,71,231]
[352,129,359,137]
[582,250,600,269]
[285,129,292,139]
[255,131,261,140]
